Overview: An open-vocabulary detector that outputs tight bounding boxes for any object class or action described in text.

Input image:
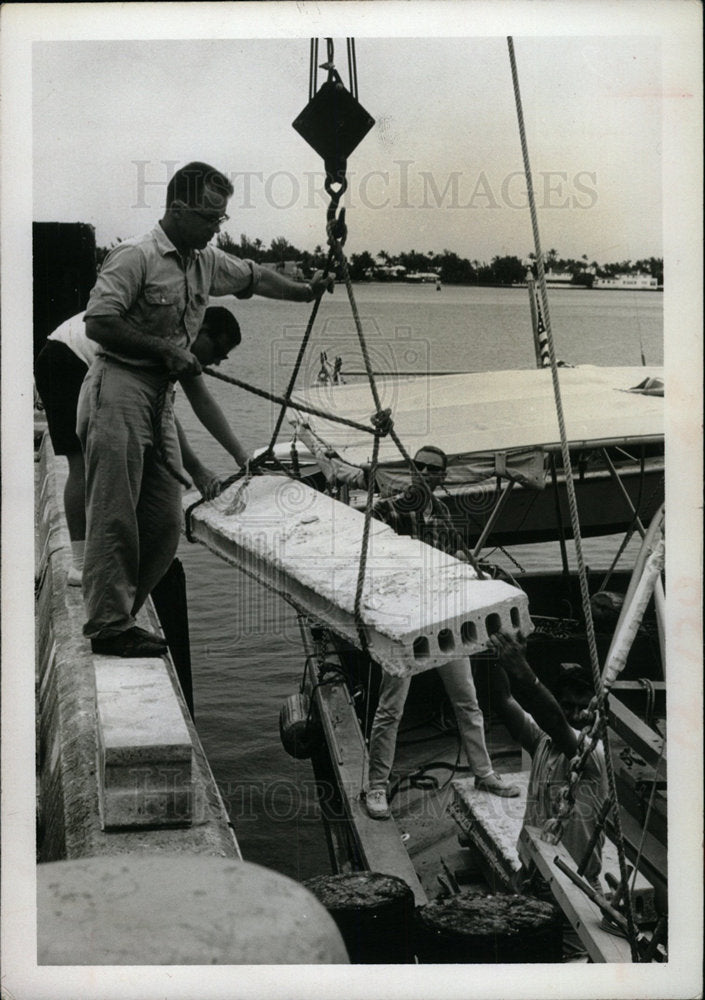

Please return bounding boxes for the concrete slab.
[183,476,532,677]
[450,773,655,922]
[94,659,193,829]
[94,659,192,753]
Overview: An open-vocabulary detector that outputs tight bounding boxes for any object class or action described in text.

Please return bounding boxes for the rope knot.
[326,205,347,247]
[371,407,393,437]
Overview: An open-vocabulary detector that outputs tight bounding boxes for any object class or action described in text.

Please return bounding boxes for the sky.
[32,33,664,264]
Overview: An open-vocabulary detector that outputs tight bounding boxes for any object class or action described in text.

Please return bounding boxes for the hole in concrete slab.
[485,613,501,635]
[510,606,520,628]
[438,628,455,653]
[413,636,430,659]
[460,621,477,644]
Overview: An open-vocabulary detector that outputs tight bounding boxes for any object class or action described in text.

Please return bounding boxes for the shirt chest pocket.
[142,286,183,338]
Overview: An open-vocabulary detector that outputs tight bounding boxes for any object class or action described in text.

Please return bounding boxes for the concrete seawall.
[31,429,349,967]
[34,431,240,862]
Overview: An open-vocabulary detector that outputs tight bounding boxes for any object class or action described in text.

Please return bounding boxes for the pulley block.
[292,78,375,182]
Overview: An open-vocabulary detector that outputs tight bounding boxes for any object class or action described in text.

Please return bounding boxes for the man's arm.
[175,418,222,500]
[85,316,200,379]
[485,658,540,755]
[180,375,249,468]
[294,426,368,490]
[255,268,334,302]
[489,631,579,759]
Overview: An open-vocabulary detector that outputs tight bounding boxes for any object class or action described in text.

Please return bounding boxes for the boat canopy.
[289,365,663,489]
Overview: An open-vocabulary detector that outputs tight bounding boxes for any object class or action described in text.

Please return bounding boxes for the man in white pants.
[365,446,520,819]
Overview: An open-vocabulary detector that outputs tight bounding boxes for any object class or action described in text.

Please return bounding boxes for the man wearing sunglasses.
[365,446,520,819]
[78,161,333,657]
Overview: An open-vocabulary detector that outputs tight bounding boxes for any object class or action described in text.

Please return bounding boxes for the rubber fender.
[279,691,322,759]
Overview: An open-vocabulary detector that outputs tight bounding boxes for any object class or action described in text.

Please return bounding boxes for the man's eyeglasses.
[414,462,444,473]
[190,208,230,226]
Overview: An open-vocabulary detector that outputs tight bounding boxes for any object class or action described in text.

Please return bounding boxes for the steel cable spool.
[303,871,415,963]
[415,892,562,964]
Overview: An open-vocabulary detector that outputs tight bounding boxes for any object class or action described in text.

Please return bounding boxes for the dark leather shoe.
[91,627,166,658]
[131,626,168,648]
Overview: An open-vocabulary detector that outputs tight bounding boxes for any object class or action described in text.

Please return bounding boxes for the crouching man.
[487,631,608,896]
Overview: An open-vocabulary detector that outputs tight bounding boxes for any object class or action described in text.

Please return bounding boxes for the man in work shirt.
[79,161,333,658]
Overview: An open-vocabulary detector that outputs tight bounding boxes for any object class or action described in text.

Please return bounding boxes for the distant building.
[371,264,407,280]
[593,272,659,290]
[405,272,440,283]
[262,260,305,280]
[544,268,574,286]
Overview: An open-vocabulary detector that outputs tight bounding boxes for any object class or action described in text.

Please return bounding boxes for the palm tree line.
[95,233,662,288]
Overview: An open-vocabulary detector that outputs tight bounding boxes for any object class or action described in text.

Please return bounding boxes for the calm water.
[173,284,663,881]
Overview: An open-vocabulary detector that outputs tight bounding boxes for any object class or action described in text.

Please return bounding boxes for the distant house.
[405,271,440,283]
[372,264,407,280]
[593,272,659,290]
[544,268,574,286]
[262,260,305,281]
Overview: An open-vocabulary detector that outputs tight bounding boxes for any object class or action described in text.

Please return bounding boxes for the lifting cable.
[508,36,640,958]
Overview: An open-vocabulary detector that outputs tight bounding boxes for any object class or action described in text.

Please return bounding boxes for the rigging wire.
[507,35,640,958]
[309,38,318,100]
[347,38,358,98]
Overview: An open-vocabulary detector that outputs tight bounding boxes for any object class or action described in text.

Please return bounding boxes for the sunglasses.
[414,461,444,473]
[189,208,230,226]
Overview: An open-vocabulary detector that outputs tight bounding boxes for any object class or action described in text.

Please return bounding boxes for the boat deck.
[389,718,522,899]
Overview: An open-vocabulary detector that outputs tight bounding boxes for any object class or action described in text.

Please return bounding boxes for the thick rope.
[202,365,378,436]
[508,36,639,957]
[329,234,486,579]
[353,429,382,657]
[153,379,191,488]
[266,249,336,456]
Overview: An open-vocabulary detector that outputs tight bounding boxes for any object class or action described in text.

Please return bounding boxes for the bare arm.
[180,375,248,468]
[489,631,579,759]
[295,425,367,489]
[175,418,222,500]
[485,658,538,754]
[255,268,334,302]
[85,316,200,379]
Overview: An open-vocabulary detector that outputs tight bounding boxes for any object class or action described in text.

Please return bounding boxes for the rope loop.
[184,453,268,542]
[326,202,348,247]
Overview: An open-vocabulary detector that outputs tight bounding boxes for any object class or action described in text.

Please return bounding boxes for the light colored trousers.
[368,657,493,789]
[77,357,183,639]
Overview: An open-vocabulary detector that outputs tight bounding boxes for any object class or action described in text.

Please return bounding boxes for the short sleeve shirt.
[84,224,261,365]
[47,311,98,368]
[372,491,460,554]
